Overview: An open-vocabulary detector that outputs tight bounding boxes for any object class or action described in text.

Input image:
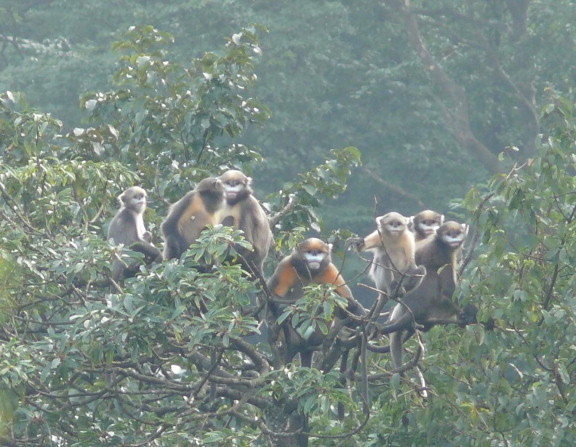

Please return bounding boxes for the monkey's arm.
[346,230,382,252]
[267,259,298,298]
[130,241,163,263]
[362,230,384,251]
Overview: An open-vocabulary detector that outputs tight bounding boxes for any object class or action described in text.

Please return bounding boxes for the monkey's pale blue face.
[303,252,327,270]
[441,226,467,248]
[121,187,147,213]
[128,193,146,213]
[418,220,441,237]
[222,183,244,200]
[378,212,409,236]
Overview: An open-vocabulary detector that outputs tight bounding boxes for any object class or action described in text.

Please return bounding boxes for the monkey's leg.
[130,241,163,263]
[390,330,405,370]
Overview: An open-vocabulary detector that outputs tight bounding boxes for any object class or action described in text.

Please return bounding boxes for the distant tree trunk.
[387,0,538,173]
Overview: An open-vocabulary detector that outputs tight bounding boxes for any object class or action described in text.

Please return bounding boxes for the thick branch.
[391,0,501,173]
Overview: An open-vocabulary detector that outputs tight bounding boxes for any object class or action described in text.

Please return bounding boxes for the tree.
[0,26,368,446]
[2,8,576,447]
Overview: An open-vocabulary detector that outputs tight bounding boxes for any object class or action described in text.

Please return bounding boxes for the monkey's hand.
[458,304,478,327]
[389,279,407,297]
[345,236,365,252]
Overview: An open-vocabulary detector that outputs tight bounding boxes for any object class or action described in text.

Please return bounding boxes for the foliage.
[6,0,576,222]
[1,3,576,446]
[0,26,367,446]
[352,93,576,447]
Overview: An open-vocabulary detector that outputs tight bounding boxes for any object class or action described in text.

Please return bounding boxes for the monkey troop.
[106,178,474,375]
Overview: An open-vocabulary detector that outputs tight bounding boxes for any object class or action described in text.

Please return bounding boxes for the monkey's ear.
[440,214,446,224]
[246,176,253,186]
[408,216,415,232]
[462,223,469,236]
[327,243,333,252]
[119,192,128,204]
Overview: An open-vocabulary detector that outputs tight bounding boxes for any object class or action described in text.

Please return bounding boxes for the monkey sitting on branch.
[266,238,366,368]
[218,169,273,278]
[347,212,426,315]
[108,186,162,282]
[372,221,477,371]
[161,177,225,261]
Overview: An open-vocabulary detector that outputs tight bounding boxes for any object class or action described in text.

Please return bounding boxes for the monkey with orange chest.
[161,177,225,261]
[266,238,365,367]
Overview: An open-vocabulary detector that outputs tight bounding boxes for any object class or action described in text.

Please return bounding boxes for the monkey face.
[417,219,441,236]
[222,179,245,200]
[438,222,468,248]
[121,187,147,213]
[302,251,327,271]
[378,212,410,236]
[296,238,331,273]
[413,210,444,237]
[219,170,252,202]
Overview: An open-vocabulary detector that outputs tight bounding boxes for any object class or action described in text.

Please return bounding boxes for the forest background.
[1,0,576,445]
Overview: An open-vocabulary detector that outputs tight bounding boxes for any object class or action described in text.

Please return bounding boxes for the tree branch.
[389,0,501,173]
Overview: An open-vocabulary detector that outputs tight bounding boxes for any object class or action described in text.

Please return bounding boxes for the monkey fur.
[218,169,273,276]
[380,221,476,369]
[347,212,426,304]
[108,186,162,281]
[161,177,225,260]
[266,238,365,367]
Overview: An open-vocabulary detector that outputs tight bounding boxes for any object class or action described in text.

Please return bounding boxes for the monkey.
[378,221,476,370]
[161,177,225,260]
[266,238,365,368]
[347,212,426,310]
[410,209,445,242]
[218,169,273,276]
[107,186,163,281]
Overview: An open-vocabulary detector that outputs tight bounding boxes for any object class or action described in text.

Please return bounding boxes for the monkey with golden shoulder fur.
[161,177,225,260]
[218,169,273,277]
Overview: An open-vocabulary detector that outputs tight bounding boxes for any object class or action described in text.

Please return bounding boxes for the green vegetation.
[1,2,576,445]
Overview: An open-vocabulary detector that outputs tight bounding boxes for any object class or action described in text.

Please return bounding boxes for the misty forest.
[1,1,576,446]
